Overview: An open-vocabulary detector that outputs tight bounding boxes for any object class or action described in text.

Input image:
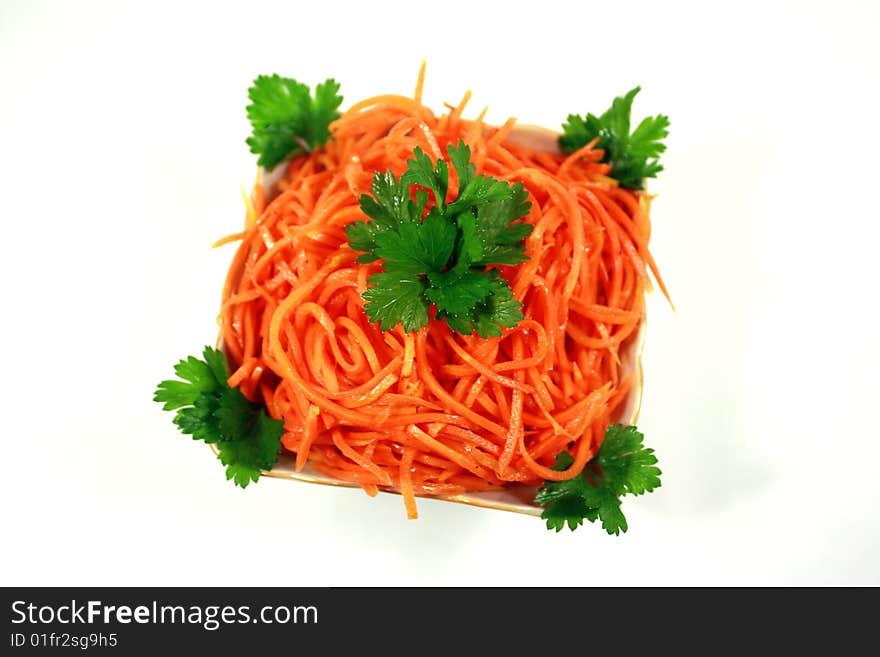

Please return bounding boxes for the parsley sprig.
[560,86,669,190]
[246,74,343,168]
[535,424,661,535]
[154,347,284,487]
[345,141,533,338]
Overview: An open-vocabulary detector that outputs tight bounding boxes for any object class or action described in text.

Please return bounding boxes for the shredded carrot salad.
[219,71,666,518]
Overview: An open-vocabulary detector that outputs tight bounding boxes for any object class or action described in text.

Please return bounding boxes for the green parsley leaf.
[174,396,223,444]
[344,219,384,264]
[345,172,424,264]
[595,423,662,497]
[347,140,533,338]
[246,74,343,169]
[540,495,593,532]
[214,387,258,442]
[472,183,532,266]
[154,347,284,488]
[363,272,430,332]
[426,270,493,317]
[580,482,627,535]
[373,213,457,275]
[365,170,416,226]
[559,86,669,190]
[534,424,661,535]
[453,212,484,271]
[217,412,286,488]
[470,273,525,338]
[450,175,517,212]
[401,147,449,210]
[448,140,475,191]
[153,355,218,410]
[476,184,532,244]
[309,79,344,147]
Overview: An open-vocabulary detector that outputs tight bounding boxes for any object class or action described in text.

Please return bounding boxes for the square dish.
[218,124,646,516]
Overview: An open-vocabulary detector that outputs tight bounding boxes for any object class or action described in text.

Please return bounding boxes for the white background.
[1,0,878,586]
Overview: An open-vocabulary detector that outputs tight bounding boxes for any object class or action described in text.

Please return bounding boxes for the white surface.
[1,0,878,586]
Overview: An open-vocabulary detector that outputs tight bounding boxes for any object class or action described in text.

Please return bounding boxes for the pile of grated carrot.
[218,69,667,518]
